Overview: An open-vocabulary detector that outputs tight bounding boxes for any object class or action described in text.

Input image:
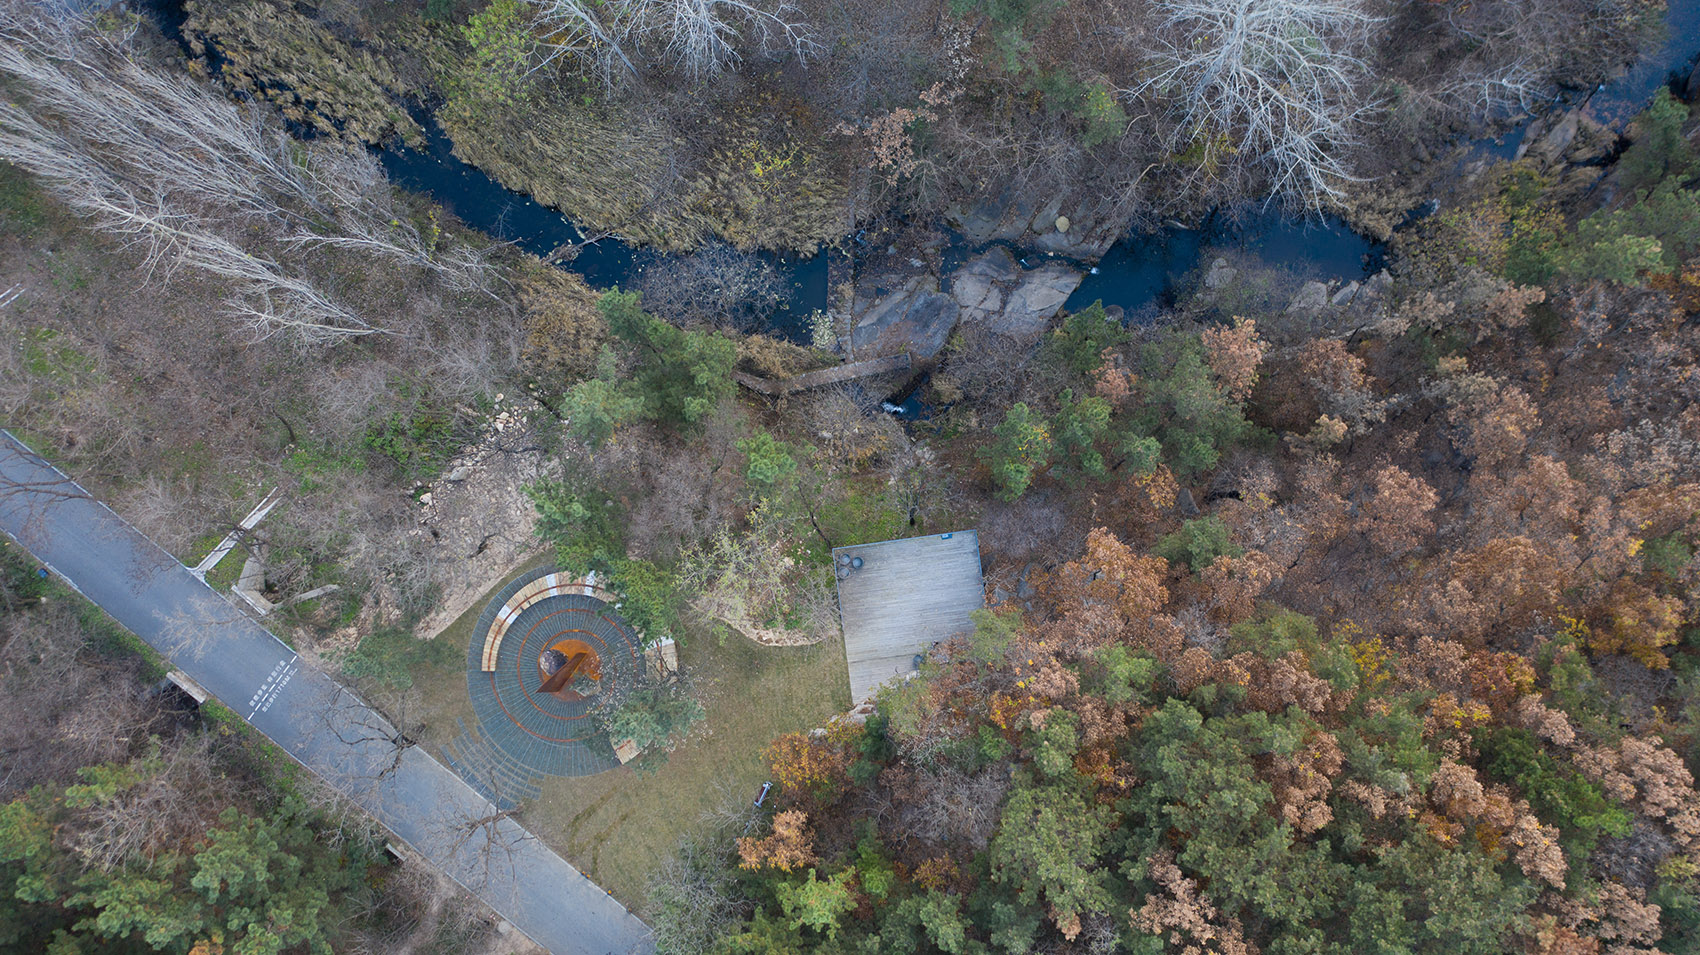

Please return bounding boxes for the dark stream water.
[140,0,1696,346]
[377,115,1390,338]
[381,1,1697,344]
[377,115,830,342]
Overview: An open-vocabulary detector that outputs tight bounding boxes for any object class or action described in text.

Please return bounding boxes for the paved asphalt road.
[0,432,654,955]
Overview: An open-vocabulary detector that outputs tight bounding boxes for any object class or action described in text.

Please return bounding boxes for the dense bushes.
[981,315,1261,500]
[560,290,737,446]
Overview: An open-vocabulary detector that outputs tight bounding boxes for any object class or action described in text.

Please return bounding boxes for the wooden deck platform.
[834,531,984,704]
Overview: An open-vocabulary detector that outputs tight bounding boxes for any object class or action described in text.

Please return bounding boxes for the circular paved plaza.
[461,566,639,781]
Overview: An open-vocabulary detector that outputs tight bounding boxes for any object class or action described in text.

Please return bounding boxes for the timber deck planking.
[834,531,984,704]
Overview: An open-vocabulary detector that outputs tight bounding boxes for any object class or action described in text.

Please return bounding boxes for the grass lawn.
[528,623,849,910]
[403,554,851,912]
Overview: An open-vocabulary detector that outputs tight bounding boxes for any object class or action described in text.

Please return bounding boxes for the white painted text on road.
[249,654,298,719]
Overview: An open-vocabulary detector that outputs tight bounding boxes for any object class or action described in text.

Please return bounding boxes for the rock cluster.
[948,190,1120,259]
[849,248,1084,358]
[1283,269,1394,315]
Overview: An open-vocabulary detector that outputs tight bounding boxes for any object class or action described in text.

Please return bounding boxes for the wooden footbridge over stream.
[734,352,912,396]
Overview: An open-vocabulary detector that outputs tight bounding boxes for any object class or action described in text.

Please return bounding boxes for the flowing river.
[145,0,1700,343]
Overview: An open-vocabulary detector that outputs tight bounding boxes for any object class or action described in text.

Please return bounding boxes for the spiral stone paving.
[451,566,638,805]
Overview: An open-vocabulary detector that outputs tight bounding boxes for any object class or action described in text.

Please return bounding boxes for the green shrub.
[1091,644,1159,705]
[966,607,1022,665]
[0,162,46,237]
[1078,81,1128,148]
[365,405,459,482]
[605,684,704,752]
[1028,710,1079,779]
[1044,301,1128,376]
[528,480,628,573]
[1154,516,1242,574]
[1644,532,1694,579]
[950,0,1060,72]
[1050,388,1112,483]
[459,0,534,106]
[284,442,366,493]
[561,349,646,447]
[739,431,799,486]
[979,403,1052,501]
[608,557,684,646]
[1475,726,1632,860]
[1652,855,1700,954]
[602,290,737,431]
[1618,88,1697,194]
[775,868,857,939]
[1126,332,1258,480]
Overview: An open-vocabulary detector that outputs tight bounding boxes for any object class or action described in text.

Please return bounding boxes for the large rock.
[1358,269,1393,303]
[950,247,1020,323]
[1287,280,1331,313]
[1027,196,1064,235]
[1542,114,1582,163]
[948,190,1036,246]
[945,249,1083,340]
[1204,257,1237,290]
[851,279,961,359]
[992,263,1083,338]
[949,192,1119,259]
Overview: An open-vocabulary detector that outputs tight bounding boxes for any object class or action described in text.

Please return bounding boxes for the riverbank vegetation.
[1,0,1699,952]
[178,0,1663,248]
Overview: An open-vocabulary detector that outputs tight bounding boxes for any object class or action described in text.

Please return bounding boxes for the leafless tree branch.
[1131,0,1383,209]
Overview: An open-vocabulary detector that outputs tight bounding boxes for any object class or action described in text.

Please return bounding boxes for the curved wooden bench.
[480,571,617,672]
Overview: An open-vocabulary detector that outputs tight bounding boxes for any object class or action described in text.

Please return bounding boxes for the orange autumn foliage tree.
[764,728,854,804]
[738,810,817,871]
[1201,316,1268,403]
[1131,850,1257,955]
[1038,527,1169,642]
[1358,464,1438,557]
[1588,580,1684,668]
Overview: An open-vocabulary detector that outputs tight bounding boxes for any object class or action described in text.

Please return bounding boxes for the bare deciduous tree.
[527,0,641,83]
[427,784,540,894]
[0,599,163,796]
[302,681,430,789]
[647,781,759,954]
[633,0,818,80]
[0,2,492,343]
[633,243,784,331]
[527,0,816,84]
[1132,0,1382,208]
[67,735,239,874]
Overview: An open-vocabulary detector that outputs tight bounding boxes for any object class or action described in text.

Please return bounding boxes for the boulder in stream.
[952,247,1018,323]
[1204,257,1237,290]
[947,248,1083,339]
[993,264,1084,338]
[852,278,961,359]
[948,192,1118,259]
